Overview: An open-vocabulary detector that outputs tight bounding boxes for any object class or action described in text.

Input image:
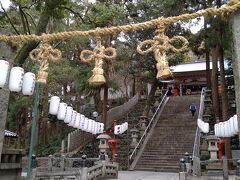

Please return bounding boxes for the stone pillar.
[184,152,191,174]
[130,127,139,151]
[180,83,182,96]
[61,139,65,153]
[48,155,53,171]
[179,158,187,180]
[235,160,240,179]
[0,29,15,162]
[232,10,240,144]
[80,155,88,180]
[67,133,70,153]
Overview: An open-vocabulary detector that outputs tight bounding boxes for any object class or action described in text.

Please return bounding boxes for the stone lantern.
[130,127,139,149]
[97,133,111,161]
[139,116,148,132]
[206,134,219,160]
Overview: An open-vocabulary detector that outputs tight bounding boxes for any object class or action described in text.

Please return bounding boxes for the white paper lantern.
[218,122,224,137]
[233,115,238,134]
[100,123,104,134]
[0,60,9,88]
[230,117,237,135]
[57,103,67,120]
[69,110,77,126]
[214,124,218,137]
[22,72,35,95]
[97,123,104,134]
[114,125,122,135]
[203,123,209,134]
[79,114,85,130]
[86,119,94,133]
[74,113,81,128]
[9,67,24,92]
[64,106,73,123]
[83,118,89,131]
[93,122,99,134]
[49,96,60,115]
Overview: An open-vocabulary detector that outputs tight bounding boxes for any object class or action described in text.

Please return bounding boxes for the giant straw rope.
[4,0,240,85]
[0,0,239,43]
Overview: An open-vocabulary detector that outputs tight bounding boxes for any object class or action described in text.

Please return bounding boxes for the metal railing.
[129,91,168,161]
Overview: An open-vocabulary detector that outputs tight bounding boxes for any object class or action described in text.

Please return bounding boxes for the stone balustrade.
[31,155,118,180]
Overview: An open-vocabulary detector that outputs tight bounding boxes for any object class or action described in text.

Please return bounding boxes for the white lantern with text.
[64,106,73,123]
[68,110,77,126]
[9,67,24,92]
[57,103,67,120]
[22,72,36,95]
[0,60,9,88]
[79,114,85,130]
[83,118,89,132]
[233,115,238,134]
[74,113,81,128]
[114,125,122,135]
[49,96,60,115]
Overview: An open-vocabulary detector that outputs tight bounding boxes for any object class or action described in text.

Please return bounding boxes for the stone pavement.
[108,171,236,180]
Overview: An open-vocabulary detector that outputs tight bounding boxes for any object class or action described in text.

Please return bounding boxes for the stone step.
[135,165,179,172]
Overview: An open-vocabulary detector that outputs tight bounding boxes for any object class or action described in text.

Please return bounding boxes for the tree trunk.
[143,78,158,117]
[211,47,220,119]
[0,30,15,162]
[14,1,59,65]
[102,86,108,128]
[219,41,232,160]
[206,50,211,89]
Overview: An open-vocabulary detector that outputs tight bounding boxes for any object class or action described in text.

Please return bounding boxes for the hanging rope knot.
[80,38,117,86]
[137,26,188,80]
[29,42,62,84]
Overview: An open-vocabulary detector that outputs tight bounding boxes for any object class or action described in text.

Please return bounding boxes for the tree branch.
[61,6,85,24]
[0,2,20,35]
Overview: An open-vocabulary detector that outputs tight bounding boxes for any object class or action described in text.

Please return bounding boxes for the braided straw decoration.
[137,24,189,80]
[29,43,62,84]
[0,0,239,43]
[80,37,117,86]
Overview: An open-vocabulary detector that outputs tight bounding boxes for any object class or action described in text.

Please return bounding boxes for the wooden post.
[232,10,240,144]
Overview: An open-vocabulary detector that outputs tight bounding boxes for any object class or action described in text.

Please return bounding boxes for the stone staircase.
[134,95,200,172]
[116,99,146,170]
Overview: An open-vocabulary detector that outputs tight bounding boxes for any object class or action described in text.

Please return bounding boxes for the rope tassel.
[137,24,188,80]
[80,38,117,86]
[29,42,62,84]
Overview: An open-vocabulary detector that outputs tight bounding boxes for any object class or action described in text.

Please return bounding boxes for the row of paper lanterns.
[214,115,238,137]
[197,118,209,134]
[114,122,128,135]
[49,96,104,135]
[0,60,35,95]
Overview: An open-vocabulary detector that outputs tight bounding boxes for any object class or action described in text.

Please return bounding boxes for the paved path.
[108,171,236,180]
[109,171,179,180]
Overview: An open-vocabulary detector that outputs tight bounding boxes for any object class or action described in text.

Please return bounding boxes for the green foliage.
[87,2,126,27]
[38,137,61,156]
[7,94,31,129]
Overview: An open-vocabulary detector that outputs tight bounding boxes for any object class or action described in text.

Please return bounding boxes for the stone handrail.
[105,93,140,129]
[32,155,118,180]
[87,163,103,179]
[65,94,139,154]
[129,91,168,163]
[193,87,206,159]
[192,87,206,176]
